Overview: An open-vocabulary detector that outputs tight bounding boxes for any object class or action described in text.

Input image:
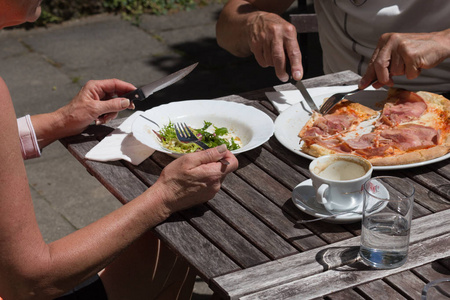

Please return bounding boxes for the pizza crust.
[301,143,338,158]
[368,145,449,166]
[302,142,449,166]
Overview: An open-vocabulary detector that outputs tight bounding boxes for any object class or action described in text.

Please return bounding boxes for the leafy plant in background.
[16,0,219,28]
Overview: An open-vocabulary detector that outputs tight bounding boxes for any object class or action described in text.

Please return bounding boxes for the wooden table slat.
[413,259,450,283]
[244,147,308,190]
[384,270,427,300]
[355,279,407,300]
[181,193,273,268]
[221,172,328,251]
[328,288,367,300]
[155,214,241,281]
[408,167,450,201]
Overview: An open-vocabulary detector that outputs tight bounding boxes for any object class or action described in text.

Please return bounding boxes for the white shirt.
[314,0,450,92]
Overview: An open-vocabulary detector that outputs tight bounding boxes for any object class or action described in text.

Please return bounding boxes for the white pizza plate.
[274,90,450,170]
[132,99,274,156]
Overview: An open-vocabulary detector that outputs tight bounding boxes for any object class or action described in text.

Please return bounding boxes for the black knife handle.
[122,88,146,101]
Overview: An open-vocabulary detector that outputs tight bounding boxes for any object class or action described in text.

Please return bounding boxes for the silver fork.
[175,123,230,165]
[319,81,376,115]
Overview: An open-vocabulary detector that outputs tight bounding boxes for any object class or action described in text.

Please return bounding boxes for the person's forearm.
[29,110,68,149]
[216,0,259,57]
[3,184,171,299]
[434,28,450,58]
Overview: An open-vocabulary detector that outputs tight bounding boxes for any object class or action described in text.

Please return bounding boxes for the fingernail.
[293,71,302,80]
[121,99,130,108]
[217,144,227,153]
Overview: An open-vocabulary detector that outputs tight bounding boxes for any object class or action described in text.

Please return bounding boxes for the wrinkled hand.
[151,145,239,214]
[360,30,450,89]
[57,79,136,136]
[247,12,303,82]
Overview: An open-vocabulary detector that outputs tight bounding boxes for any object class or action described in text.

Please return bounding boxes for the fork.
[319,81,377,115]
[175,122,230,165]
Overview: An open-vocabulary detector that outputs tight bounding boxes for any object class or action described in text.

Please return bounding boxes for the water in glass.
[360,213,410,268]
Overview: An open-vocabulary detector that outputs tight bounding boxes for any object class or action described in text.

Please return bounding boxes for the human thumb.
[100,98,135,114]
[193,144,228,165]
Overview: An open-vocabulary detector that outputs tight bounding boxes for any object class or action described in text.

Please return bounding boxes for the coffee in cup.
[309,154,373,212]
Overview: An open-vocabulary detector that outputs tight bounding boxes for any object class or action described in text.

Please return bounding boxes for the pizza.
[298,88,450,166]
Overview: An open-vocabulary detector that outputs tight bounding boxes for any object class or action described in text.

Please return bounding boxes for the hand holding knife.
[122,62,198,102]
[96,63,198,124]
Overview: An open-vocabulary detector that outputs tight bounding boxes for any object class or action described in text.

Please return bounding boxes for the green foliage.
[104,0,196,15]
[21,0,218,28]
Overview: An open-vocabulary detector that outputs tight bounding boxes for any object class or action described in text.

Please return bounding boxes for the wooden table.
[61,71,450,299]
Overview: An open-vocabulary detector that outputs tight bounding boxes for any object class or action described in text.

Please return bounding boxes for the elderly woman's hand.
[29,79,136,149]
[59,79,136,132]
[149,145,239,215]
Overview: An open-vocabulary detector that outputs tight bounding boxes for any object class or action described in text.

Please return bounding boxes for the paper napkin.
[85,111,155,165]
[266,85,364,113]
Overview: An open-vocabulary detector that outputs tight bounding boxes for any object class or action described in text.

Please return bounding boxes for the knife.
[122,62,198,101]
[293,80,319,112]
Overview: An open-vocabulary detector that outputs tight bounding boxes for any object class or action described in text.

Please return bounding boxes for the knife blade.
[123,62,198,101]
[293,80,319,112]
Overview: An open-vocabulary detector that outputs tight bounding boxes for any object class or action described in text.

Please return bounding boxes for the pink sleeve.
[17,115,41,160]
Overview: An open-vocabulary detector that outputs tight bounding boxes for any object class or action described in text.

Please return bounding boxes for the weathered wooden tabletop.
[61,71,450,300]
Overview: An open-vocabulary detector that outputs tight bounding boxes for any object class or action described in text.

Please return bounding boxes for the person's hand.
[360,30,450,89]
[56,79,136,136]
[150,145,239,214]
[247,11,303,82]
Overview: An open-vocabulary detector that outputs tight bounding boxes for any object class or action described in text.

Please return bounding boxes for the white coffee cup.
[309,154,373,212]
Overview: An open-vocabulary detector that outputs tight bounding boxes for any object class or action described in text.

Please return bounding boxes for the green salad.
[157,121,242,153]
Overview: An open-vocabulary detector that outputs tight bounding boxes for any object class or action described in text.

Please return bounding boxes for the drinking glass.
[422,278,450,299]
[359,176,415,269]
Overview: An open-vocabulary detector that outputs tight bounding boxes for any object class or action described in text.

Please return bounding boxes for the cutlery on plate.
[123,62,198,102]
[175,122,230,165]
[319,80,377,115]
[292,79,319,112]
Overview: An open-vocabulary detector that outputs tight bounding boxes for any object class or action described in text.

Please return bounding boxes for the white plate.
[274,90,450,170]
[292,179,388,224]
[132,100,274,156]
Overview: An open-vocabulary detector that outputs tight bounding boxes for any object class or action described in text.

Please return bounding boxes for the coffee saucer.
[292,179,364,224]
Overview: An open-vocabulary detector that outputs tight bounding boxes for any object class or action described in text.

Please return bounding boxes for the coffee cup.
[309,154,373,212]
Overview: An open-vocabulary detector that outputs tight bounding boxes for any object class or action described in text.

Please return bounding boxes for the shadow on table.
[315,246,370,271]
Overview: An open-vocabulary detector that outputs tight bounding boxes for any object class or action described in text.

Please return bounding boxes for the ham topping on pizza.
[344,134,392,157]
[380,124,440,151]
[381,91,427,125]
[302,133,391,157]
[345,133,377,149]
[303,114,357,136]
